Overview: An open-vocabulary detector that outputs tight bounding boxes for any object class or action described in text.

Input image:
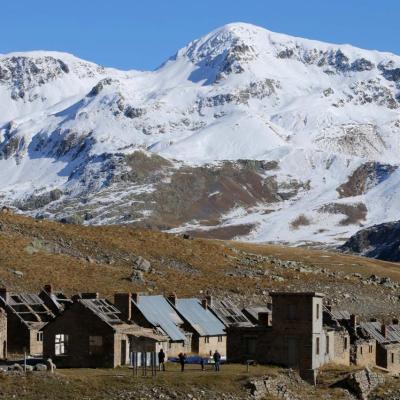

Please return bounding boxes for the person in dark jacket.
[178,352,187,372]
[213,350,221,371]
[158,349,166,371]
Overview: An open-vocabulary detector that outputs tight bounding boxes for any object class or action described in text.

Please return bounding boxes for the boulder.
[34,363,48,372]
[133,256,151,273]
[9,363,23,372]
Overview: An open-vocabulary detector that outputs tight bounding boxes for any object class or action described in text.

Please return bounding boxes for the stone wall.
[377,343,400,373]
[196,334,226,357]
[43,302,117,368]
[354,339,376,368]
[332,330,350,366]
[0,309,7,359]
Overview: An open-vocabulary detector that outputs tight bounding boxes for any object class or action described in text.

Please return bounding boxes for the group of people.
[157,349,222,372]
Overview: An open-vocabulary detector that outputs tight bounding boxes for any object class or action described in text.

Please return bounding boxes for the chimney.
[114,293,132,321]
[393,318,399,325]
[44,284,53,294]
[168,293,177,306]
[205,295,213,308]
[381,324,388,338]
[350,314,358,329]
[201,298,208,310]
[0,288,9,303]
[132,292,140,304]
[258,312,272,327]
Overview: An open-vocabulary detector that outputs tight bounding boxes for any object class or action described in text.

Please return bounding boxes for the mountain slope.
[1,23,400,245]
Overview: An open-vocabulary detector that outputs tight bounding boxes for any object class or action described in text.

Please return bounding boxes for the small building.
[359,320,400,373]
[39,285,72,315]
[171,295,227,357]
[114,293,191,357]
[208,297,253,328]
[0,288,54,355]
[0,308,7,359]
[43,296,166,368]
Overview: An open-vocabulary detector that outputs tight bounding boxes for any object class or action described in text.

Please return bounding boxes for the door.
[287,337,298,367]
[121,340,127,365]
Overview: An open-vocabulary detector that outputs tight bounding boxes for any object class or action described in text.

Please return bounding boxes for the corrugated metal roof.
[330,310,351,321]
[134,295,186,341]
[360,321,400,344]
[175,298,226,336]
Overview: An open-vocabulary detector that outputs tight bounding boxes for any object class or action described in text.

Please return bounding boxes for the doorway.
[121,340,127,365]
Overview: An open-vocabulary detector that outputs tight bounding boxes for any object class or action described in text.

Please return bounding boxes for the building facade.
[43,296,166,368]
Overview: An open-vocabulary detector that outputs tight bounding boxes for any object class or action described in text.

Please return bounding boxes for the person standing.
[158,349,166,371]
[178,352,187,372]
[213,350,221,372]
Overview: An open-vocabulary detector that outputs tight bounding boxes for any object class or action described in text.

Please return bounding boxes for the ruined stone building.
[170,295,227,357]
[38,285,72,316]
[0,288,54,355]
[227,292,350,382]
[357,320,400,373]
[43,294,166,368]
[114,293,191,357]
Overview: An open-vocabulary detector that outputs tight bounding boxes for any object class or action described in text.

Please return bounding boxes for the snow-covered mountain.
[1,23,400,245]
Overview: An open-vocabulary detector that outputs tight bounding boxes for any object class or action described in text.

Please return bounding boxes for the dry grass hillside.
[1,210,400,317]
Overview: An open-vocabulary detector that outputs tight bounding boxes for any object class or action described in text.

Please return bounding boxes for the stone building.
[38,285,72,315]
[114,293,191,357]
[227,292,347,382]
[0,288,54,355]
[0,308,7,359]
[171,295,227,357]
[43,295,166,368]
[353,338,376,367]
[358,320,400,373]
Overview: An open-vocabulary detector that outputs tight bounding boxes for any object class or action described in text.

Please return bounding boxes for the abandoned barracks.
[0,286,399,379]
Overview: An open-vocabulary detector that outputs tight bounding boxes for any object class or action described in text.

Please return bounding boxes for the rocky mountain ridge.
[1,23,400,244]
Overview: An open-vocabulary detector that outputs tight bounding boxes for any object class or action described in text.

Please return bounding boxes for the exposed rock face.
[337,162,398,198]
[340,220,400,262]
[335,368,384,400]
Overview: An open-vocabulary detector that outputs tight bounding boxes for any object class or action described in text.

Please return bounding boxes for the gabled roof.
[133,295,187,341]
[210,298,253,327]
[360,321,400,344]
[0,292,54,328]
[174,298,226,336]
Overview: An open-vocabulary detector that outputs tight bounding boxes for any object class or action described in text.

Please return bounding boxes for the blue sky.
[2,0,399,71]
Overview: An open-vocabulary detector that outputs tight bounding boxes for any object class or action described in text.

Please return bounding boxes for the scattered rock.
[334,368,384,400]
